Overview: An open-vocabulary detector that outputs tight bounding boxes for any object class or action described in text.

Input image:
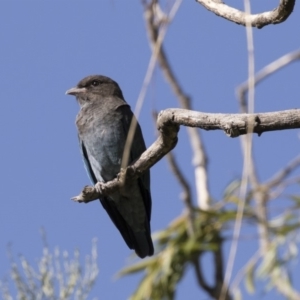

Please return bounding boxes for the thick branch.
[163,108,300,136]
[195,0,295,29]
[152,110,195,234]
[72,108,300,202]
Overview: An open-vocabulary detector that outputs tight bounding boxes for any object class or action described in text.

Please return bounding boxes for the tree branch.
[72,108,300,202]
[144,0,211,210]
[265,154,300,189]
[195,0,295,29]
[237,49,300,110]
[193,253,232,300]
[193,256,215,297]
[152,110,195,235]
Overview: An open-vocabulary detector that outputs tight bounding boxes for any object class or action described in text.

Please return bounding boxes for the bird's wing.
[115,104,152,221]
[79,138,136,250]
[79,137,97,184]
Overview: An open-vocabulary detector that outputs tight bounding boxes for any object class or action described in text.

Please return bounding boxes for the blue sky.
[0,1,299,299]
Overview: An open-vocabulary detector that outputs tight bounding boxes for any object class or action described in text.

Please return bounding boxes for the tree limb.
[195,0,295,29]
[193,254,232,300]
[72,108,300,202]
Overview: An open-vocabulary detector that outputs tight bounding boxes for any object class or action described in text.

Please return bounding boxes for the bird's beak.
[65,87,87,96]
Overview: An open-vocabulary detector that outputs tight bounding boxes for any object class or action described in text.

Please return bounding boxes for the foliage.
[0,238,98,300]
[119,208,231,300]
[120,181,300,300]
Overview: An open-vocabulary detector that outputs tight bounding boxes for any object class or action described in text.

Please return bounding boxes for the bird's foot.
[95,182,106,195]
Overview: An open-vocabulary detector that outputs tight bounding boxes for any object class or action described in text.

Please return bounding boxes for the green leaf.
[118,257,157,277]
[223,180,241,198]
[244,261,255,293]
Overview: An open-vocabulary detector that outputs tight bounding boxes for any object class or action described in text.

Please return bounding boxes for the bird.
[66,75,154,258]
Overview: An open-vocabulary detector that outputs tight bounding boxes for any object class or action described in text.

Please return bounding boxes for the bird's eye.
[91,80,100,87]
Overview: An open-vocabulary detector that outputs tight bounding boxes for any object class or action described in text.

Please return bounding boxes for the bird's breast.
[77,110,126,182]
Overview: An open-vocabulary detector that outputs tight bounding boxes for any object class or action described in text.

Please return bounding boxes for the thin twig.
[144,0,210,209]
[237,49,300,110]
[121,0,182,170]
[221,1,256,298]
[194,255,232,300]
[265,154,300,189]
[193,256,214,297]
[269,176,300,200]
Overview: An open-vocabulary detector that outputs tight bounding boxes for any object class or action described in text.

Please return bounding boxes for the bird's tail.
[132,227,154,258]
[99,197,153,258]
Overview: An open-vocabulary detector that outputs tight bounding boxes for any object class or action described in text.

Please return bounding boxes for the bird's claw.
[95,182,105,195]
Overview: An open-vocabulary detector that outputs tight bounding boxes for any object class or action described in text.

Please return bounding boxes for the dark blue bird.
[66,75,154,258]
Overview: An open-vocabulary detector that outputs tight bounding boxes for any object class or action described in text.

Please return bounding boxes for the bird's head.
[66,75,124,106]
